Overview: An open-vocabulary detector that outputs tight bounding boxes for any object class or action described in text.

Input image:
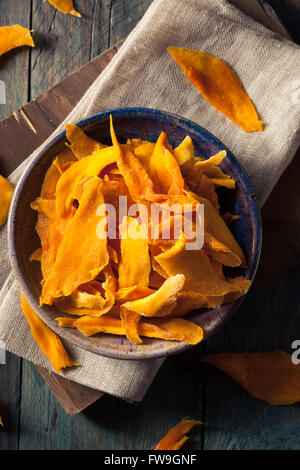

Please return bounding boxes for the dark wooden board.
[0,0,299,449]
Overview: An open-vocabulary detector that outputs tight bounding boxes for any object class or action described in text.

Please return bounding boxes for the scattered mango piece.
[0,25,34,57]
[155,417,202,450]
[0,175,14,227]
[168,47,263,132]
[204,351,300,405]
[21,293,77,373]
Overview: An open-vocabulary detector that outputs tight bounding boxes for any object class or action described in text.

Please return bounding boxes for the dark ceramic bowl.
[8,108,262,360]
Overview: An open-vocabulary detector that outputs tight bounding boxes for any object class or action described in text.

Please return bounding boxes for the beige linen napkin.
[0,0,300,401]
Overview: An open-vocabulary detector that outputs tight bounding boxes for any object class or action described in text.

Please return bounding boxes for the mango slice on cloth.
[41,177,109,304]
[0,175,14,227]
[168,47,263,132]
[118,217,151,289]
[66,124,105,159]
[154,417,202,450]
[56,315,203,344]
[204,351,300,405]
[47,0,81,17]
[21,294,77,373]
[0,25,34,57]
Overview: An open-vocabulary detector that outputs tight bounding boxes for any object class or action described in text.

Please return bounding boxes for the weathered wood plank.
[19,345,204,449]
[204,261,300,450]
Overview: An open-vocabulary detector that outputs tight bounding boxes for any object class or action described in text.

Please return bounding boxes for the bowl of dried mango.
[8,108,261,360]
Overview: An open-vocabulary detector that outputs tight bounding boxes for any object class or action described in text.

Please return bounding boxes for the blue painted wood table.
[0,0,299,450]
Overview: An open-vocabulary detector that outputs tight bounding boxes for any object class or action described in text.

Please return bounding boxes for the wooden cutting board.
[0,1,298,415]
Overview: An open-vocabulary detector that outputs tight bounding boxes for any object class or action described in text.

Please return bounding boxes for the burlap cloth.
[0,0,299,401]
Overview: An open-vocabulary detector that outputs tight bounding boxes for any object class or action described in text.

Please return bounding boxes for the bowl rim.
[8,107,262,360]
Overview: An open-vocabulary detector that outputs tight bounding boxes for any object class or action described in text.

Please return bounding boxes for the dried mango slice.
[56,315,204,344]
[29,248,42,262]
[173,136,194,166]
[110,116,162,203]
[155,234,241,296]
[190,193,246,266]
[55,146,117,219]
[116,286,154,302]
[0,25,34,57]
[122,274,185,317]
[155,417,202,450]
[120,309,142,344]
[41,177,109,304]
[118,217,151,289]
[168,47,263,132]
[47,0,81,17]
[65,124,105,159]
[149,132,184,195]
[204,232,242,267]
[204,350,300,405]
[21,293,77,373]
[0,175,14,227]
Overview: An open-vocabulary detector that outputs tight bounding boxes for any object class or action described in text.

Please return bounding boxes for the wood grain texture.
[204,261,300,450]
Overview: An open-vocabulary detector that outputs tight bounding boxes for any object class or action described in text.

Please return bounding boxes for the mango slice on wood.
[0,175,14,227]
[118,217,151,289]
[41,177,109,304]
[204,351,300,405]
[0,25,34,57]
[21,294,77,373]
[47,0,81,17]
[66,124,105,159]
[56,315,204,345]
[155,417,202,450]
[168,47,263,132]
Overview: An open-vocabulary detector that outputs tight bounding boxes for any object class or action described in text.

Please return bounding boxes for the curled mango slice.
[155,417,202,450]
[21,294,77,373]
[0,25,34,57]
[168,47,263,132]
[122,274,185,318]
[47,0,81,17]
[0,175,14,227]
[204,351,300,406]
[66,124,105,159]
[56,315,203,345]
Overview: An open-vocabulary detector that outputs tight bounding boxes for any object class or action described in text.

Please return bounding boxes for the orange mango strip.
[0,25,34,57]
[148,132,184,195]
[47,0,81,17]
[118,217,151,289]
[154,417,202,450]
[55,145,117,219]
[168,47,263,132]
[21,294,77,373]
[0,175,14,227]
[122,274,185,318]
[154,234,242,297]
[41,177,109,304]
[65,123,105,159]
[204,351,300,406]
[56,315,204,345]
